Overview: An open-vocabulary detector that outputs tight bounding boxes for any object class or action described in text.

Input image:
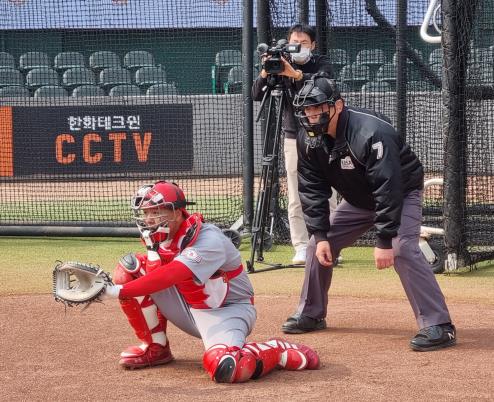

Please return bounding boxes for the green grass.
[1,236,493,304]
[0,196,242,223]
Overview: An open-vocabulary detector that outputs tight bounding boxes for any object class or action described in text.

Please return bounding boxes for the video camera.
[257,39,301,75]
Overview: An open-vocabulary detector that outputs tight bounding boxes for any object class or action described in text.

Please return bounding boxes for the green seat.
[0,85,30,97]
[89,51,121,73]
[123,51,155,71]
[223,66,243,94]
[361,81,392,93]
[339,63,370,90]
[99,67,132,91]
[72,84,105,97]
[146,83,178,96]
[109,84,142,97]
[0,68,23,87]
[211,49,241,94]
[0,52,16,70]
[33,85,68,98]
[26,67,59,90]
[135,66,167,89]
[62,67,96,90]
[19,51,50,72]
[54,52,86,72]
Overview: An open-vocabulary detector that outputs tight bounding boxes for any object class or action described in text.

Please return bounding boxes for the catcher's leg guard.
[268,338,320,370]
[242,342,282,379]
[114,264,171,368]
[203,345,257,383]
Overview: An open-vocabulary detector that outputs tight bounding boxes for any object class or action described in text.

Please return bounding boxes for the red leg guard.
[268,338,320,370]
[203,345,257,383]
[242,342,282,379]
[114,263,167,347]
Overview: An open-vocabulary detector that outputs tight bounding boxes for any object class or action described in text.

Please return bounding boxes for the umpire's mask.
[293,76,341,137]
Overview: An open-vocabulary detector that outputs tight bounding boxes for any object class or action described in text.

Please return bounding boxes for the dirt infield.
[1,294,492,401]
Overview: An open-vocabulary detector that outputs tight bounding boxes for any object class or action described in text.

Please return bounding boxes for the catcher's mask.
[293,75,341,138]
[131,181,189,243]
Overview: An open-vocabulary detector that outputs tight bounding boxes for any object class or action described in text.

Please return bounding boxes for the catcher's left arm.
[52,261,120,307]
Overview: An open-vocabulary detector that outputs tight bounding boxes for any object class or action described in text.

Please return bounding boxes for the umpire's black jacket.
[251,54,333,139]
[297,105,424,249]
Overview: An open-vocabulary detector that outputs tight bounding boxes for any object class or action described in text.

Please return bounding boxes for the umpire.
[282,74,456,351]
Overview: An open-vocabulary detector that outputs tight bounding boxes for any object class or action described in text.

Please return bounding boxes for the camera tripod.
[245,75,303,273]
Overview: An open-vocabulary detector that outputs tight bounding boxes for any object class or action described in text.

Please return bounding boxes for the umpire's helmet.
[293,74,341,137]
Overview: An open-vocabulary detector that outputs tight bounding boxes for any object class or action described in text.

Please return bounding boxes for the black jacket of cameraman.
[251,54,334,139]
[296,105,424,248]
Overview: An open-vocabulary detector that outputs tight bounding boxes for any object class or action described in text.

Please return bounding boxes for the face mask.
[291,46,311,65]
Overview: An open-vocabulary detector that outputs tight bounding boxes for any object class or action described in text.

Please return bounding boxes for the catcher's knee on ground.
[203,342,282,383]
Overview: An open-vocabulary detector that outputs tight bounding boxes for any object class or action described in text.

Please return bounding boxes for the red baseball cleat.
[268,338,320,370]
[119,343,174,369]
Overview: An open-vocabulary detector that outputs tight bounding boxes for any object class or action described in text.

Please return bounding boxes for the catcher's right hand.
[53,261,114,307]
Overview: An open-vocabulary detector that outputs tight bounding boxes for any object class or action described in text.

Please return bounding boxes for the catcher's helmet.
[293,74,341,137]
[131,181,189,242]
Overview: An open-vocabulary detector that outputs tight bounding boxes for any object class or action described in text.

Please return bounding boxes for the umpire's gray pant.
[296,190,452,330]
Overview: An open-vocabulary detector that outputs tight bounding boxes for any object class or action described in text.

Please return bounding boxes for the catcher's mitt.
[53,261,113,307]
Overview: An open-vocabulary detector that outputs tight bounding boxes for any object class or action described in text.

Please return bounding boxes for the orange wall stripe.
[0,106,13,177]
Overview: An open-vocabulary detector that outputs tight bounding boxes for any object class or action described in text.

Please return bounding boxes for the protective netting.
[0,0,244,230]
[265,0,493,265]
[1,0,493,266]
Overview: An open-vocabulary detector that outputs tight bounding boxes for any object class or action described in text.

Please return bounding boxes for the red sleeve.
[119,260,193,298]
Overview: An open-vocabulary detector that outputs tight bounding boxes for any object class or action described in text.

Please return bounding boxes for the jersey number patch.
[372,141,383,159]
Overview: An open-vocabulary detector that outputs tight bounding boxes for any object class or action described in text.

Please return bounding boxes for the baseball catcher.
[57,181,320,382]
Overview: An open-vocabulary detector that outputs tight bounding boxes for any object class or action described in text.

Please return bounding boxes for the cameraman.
[252,24,334,265]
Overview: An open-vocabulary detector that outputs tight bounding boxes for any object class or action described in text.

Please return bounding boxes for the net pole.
[243,0,254,231]
[395,0,407,141]
[257,0,271,44]
[441,0,478,268]
[315,0,328,54]
[298,0,309,24]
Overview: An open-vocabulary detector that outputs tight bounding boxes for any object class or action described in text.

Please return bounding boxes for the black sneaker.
[282,314,327,334]
[410,323,457,351]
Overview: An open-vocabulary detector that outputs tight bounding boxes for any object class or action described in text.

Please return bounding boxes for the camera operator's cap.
[293,76,341,109]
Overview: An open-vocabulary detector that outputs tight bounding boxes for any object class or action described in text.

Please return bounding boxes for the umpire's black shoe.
[282,314,327,334]
[410,323,457,351]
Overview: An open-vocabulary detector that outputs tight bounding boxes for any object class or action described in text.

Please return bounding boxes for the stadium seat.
[123,50,156,71]
[339,63,370,90]
[361,81,392,93]
[146,83,178,96]
[0,68,24,87]
[19,51,50,72]
[376,63,397,85]
[335,81,351,94]
[430,63,442,79]
[223,66,243,94]
[428,48,443,65]
[467,63,494,84]
[392,49,424,65]
[33,85,68,98]
[328,49,349,77]
[135,66,167,89]
[54,52,86,72]
[356,49,386,67]
[0,85,30,97]
[0,52,16,70]
[26,67,59,90]
[72,84,105,97]
[89,51,121,72]
[109,84,142,96]
[99,67,132,91]
[470,47,494,65]
[211,49,242,94]
[407,80,435,92]
[62,67,96,90]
